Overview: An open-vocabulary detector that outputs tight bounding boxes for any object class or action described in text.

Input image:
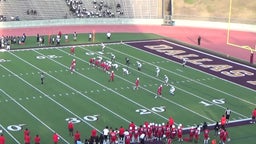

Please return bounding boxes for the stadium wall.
[0,18,163,28]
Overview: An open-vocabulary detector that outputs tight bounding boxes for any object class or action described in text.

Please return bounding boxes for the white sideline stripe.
[78,47,215,122]
[0,123,20,144]
[0,69,69,144]
[87,45,247,118]
[55,48,170,121]
[124,41,256,106]
[6,52,102,133]
[10,51,132,126]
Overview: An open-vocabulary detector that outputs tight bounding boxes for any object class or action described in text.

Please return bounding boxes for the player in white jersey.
[182,58,187,67]
[112,63,119,70]
[101,43,105,52]
[169,85,175,96]
[110,53,115,62]
[164,75,169,85]
[122,68,129,75]
[137,61,142,71]
[156,66,160,77]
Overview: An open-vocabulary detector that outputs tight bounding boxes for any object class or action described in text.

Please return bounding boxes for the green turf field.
[0,34,255,144]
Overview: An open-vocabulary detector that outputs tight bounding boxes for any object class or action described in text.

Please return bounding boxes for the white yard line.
[0,67,70,143]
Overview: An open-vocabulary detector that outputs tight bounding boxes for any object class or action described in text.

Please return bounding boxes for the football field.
[0,39,255,144]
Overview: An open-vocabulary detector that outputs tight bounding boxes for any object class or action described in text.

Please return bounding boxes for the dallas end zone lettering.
[139,41,256,90]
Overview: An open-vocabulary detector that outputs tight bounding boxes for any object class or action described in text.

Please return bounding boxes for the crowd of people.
[66,0,123,18]
[0,33,26,50]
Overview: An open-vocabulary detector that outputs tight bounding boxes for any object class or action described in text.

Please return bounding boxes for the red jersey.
[109,71,114,81]
[157,85,162,95]
[135,79,139,87]
[24,129,30,138]
[24,134,30,143]
[222,131,228,142]
[53,133,59,143]
[221,116,226,126]
[74,131,80,141]
[34,135,40,143]
[204,129,209,139]
[194,129,199,140]
[70,47,75,54]
[91,129,97,137]
[110,131,117,142]
[68,122,74,130]
[177,128,182,138]
[252,109,256,117]
[129,122,135,131]
[89,58,95,64]
[125,134,131,144]
[0,135,5,144]
[119,127,125,136]
[169,117,174,126]
[189,127,195,138]
[71,59,76,66]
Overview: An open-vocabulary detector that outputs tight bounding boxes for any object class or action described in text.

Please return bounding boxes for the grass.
[0,33,255,144]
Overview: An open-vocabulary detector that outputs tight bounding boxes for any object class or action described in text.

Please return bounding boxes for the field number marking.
[136,106,166,115]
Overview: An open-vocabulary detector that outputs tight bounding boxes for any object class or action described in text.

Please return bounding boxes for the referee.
[40,72,44,84]
[225,108,231,124]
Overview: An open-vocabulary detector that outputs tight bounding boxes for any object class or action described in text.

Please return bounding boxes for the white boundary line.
[0,67,69,143]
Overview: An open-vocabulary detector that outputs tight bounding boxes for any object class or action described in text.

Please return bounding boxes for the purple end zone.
[126,40,256,91]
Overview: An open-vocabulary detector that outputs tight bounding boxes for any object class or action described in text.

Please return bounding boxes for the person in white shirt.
[169,85,175,96]
[156,66,160,77]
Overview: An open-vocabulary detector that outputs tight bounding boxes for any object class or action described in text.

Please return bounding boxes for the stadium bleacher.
[0,0,162,21]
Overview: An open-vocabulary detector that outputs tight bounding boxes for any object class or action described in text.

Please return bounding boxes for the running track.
[0,25,255,63]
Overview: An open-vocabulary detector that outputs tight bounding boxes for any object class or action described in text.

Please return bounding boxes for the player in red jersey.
[220,115,226,129]
[74,130,81,143]
[70,59,76,73]
[203,128,210,144]
[24,133,31,144]
[68,121,74,136]
[110,130,117,144]
[0,134,5,144]
[89,57,95,66]
[194,126,200,143]
[189,126,195,141]
[70,46,75,55]
[109,71,114,82]
[91,129,97,142]
[24,128,30,139]
[125,132,131,144]
[177,125,183,142]
[221,129,229,144]
[251,108,256,123]
[53,133,59,144]
[119,126,125,141]
[170,125,177,139]
[34,134,40,144]
[155,84,163,98]
[133,78,140,90]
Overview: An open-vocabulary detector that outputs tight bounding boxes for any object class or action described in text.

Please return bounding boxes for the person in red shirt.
[0,134,5,144]
[251,108,256,123]
[74,130,81,143]
[119,126,125,141]
[129,121,135,132]
[133,77,140,90]
[24,133,31,144]
[34,134,40,144]
[203,128,210,144]
[109,71,114,82]
[189,126,195,141]
[155,84,163,98]
[24,128,30,139]
[70,46,75,55]
[68,121,74,136]
[124,133,131,144]
[220,115,226,129]
[177,126,183,142]
[53,133,59,144]
[89,57,95,66]
[91,129,97,142]
[221,129,229,144]
[110,130,117,143]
